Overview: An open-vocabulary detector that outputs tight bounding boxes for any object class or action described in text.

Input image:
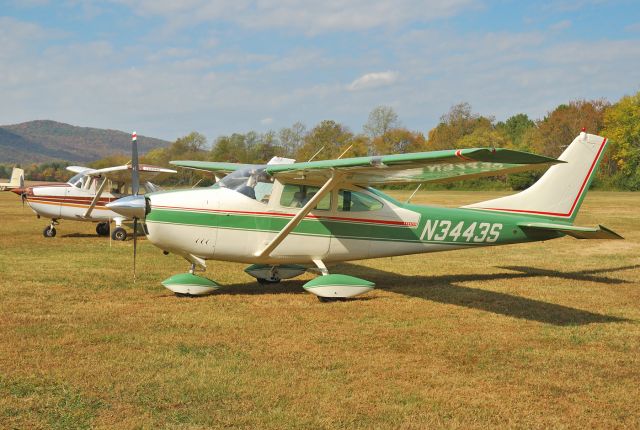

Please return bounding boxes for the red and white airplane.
[14,134,175,240]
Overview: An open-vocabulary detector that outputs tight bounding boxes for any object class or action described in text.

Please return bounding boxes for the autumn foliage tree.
[535,99,609,156]
[295,120,360,161]
[17,94,640,190]
[601,91,640,189]
[428,103,497,150]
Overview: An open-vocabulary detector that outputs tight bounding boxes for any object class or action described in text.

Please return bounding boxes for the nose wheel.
[111,227,127,241]
[43,225,56,237]
[43,220,59,238]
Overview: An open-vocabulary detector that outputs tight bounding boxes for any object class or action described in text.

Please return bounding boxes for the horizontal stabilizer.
[519,222,623,240]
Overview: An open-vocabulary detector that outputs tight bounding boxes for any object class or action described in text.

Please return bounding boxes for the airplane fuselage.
[144,184,559,266]
[24,184,124,222]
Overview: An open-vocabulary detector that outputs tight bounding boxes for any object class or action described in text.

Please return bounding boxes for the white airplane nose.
[106,195,146,219]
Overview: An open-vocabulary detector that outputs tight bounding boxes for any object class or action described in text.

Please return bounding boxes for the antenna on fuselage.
[406,183,423,204]
[337,144,353,159]
[307,146,325,162]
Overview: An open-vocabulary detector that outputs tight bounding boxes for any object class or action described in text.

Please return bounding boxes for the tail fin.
[465,131,608,223]
[10,168,24,187]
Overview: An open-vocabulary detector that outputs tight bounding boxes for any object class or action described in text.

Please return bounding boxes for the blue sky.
[1,0,639,143]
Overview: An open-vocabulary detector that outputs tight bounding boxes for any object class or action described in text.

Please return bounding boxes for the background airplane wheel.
[96,222,110,236]
[43,226,56,238]
[111,227,127,241]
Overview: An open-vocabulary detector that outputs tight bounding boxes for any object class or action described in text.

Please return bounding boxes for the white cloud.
[550,20,572,31]
[112,0,480,35]
[1,4,639,143]
[625,22,640,33]
[348,71,399,91]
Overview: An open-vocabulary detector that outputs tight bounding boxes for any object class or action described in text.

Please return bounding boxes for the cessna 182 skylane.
[15,137,175,240]
[108,130,622,301]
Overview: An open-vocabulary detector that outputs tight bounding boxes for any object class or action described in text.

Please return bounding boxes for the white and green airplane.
[107,130,622,301]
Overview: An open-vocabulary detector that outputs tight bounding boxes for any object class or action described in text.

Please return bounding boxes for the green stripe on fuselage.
[146,204,560,245]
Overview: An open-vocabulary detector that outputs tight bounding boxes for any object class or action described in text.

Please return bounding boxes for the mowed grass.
[0,190,638,429]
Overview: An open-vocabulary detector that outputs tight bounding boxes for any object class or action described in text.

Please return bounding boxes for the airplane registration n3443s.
[106,130,622,302]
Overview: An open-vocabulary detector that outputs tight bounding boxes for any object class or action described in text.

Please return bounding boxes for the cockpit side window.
[280,184,331,210]
[337,189,383,212]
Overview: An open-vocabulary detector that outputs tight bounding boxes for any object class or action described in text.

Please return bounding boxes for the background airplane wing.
[169,160,252,175]
[264,148,562,185]
[86,164,176,183]
[67,165,93,173]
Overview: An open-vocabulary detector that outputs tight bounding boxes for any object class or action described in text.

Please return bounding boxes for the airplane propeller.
[105,131,147,282]
[10,187,28,208]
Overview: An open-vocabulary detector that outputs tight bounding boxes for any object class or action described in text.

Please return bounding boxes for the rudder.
[465,131,608,223]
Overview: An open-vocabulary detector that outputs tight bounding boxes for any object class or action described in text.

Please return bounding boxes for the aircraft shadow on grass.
[211,263,638,326]
[62,233,103,238]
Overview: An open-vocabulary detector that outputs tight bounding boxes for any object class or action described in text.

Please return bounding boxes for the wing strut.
[256,170,341,258]
[82,177,108,218]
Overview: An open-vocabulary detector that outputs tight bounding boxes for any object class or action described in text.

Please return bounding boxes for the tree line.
[4,90,639,190]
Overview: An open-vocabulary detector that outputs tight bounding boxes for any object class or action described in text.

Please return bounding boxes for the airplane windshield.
[67,172,86,186]
[213,166,273,203]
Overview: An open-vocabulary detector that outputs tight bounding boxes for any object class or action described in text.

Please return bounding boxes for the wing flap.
[519,222,623,240]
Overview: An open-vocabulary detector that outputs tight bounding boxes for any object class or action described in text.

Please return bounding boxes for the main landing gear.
[160,260,375,302]
[43,220,58,238]
[96,222,110,236]
[303,259,375,302]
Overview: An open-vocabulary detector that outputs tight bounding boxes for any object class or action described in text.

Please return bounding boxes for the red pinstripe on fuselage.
[24,184,124,220]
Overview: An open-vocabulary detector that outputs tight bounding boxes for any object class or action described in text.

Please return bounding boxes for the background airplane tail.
[465,131,609,224]
[10,168,25,187]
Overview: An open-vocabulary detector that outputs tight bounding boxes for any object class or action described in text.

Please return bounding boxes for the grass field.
[0,190,638,429]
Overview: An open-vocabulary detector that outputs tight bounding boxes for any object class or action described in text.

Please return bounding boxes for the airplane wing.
[264,148,562,186]
[84,164,176,183]
[249,148,560,258]
[67,165,93,174]
[169,160,252,175]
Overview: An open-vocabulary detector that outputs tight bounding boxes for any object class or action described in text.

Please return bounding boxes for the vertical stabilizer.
[10,168,24,187]
[465,131,608,223]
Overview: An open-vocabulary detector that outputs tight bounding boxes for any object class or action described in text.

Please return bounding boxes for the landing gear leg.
[43,219,58,238]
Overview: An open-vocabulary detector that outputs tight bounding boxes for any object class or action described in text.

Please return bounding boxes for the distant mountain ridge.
[0,120,170,164]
